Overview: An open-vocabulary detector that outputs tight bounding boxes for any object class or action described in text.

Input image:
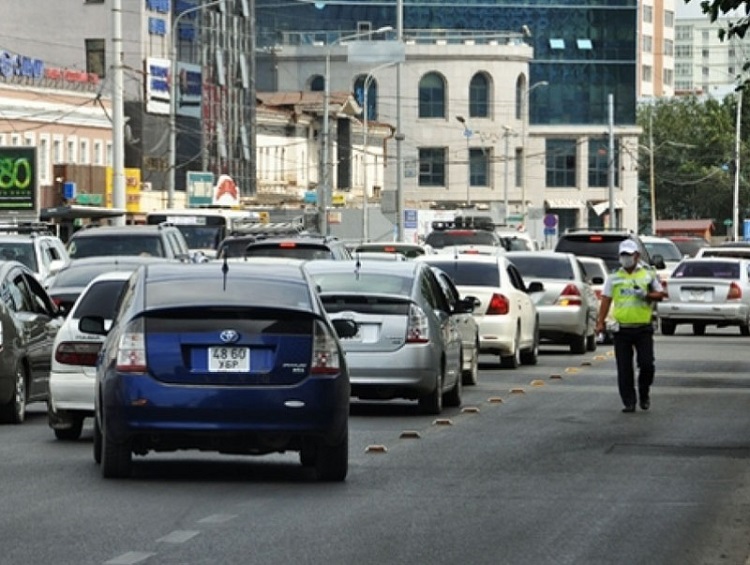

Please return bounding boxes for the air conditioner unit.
[357,21,372,35]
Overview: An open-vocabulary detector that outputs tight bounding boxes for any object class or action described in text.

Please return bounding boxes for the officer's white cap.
[619,240,639,255]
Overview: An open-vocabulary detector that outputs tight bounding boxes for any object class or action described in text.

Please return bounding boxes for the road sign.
[543,213,558,228]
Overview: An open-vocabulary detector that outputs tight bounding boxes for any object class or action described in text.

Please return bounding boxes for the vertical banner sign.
[187,171,214,207]
[0,147,36,211]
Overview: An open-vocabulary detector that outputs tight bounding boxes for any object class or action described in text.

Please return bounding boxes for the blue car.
[81,261,352,481]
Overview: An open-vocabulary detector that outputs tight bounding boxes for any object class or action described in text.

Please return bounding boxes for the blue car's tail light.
[116,317,147,373]
[310,320,340,375]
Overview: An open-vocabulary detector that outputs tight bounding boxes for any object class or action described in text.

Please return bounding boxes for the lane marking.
[156,530,200,544]
[105,552,156,565]
[197,514,237,524]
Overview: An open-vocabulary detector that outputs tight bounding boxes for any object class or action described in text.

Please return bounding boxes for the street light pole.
[502,125,512,222]
[734,88,742,241]
[649,108,656,235]
[321,26,392,236]
[168,0,224,209]
[520,80,548,221]
[456,116,472,207]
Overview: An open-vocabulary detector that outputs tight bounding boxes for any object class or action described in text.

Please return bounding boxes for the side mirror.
[331,318,359,339]
[48,259,66,277]
[527,281,545,293]
[455,296,478,314]
[79,315,108,336]
[651,253,666,270]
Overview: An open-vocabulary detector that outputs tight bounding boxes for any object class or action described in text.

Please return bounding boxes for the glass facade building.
[256,0,638,127]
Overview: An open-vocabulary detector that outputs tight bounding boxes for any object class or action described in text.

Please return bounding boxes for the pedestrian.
[595,240,665,413]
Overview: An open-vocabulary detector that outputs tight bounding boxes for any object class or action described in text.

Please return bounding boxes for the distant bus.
[145,208,261,257]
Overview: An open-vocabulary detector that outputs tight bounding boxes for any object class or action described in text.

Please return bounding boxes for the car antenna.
[221,248,229,291]
[354,253,361,280]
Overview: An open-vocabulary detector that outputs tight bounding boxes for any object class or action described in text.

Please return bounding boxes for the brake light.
[311,320,340,375]
[557,284,582,306]
[589,235,603,242]
[383,246,396,253]
[406,303,430,343]
[116,317,147,373]
[55,342,101,366]
[728,281,742,300]
[279,241,298,248]
[486,293,509,315]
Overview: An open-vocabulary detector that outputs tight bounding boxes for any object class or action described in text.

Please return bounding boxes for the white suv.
[0,223,69,285]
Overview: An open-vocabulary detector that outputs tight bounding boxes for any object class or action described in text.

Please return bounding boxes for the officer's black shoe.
[622,405,636,413]
[639,397,650,410]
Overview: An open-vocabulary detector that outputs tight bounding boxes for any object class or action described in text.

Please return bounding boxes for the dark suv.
[554,229,665,272]
[241,236,352,260]
[66,223,193,262]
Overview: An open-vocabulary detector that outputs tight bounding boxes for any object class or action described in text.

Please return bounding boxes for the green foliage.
[689,0,750,40]
[637,94,748,229]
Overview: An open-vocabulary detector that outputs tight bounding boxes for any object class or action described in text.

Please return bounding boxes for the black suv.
[66,223,193,262]
[424,217,506,251]
[554,229,665,272]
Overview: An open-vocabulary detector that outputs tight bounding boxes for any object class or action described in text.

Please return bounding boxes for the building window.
[418,72,446,118]
[643,35,652,53]
[38,135,50,184]
[79,139,90,165]
[549,39,565,50]
[702,31,710,42]
[676,26,692,41]
[702,49,709,59]
[515,147,523,188]
[418,147,446,186]
[676,45,693,57]
[354,75,377,120]
[663,68,674,86]
[469,147,489,186]
[643,5,653,23]
[665,10,674,27]
[85,39,106,79]
[642,65,653,82]
[546,139,577,187]
[729,66,736,76]
[309,75,324,91]
[469,73,489,118]
[588,138,618,188]
[52,137,63,164]
[94,140,103,166]
[515,75,525,120]
[702,67,710,78]
[664,39,674,56]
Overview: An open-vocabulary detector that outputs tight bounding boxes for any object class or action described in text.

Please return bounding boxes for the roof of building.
[655,219,715,232]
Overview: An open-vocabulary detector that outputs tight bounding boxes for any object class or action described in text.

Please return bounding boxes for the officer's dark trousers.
[613,325,655,407]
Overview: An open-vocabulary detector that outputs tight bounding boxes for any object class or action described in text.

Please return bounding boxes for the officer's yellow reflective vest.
[610,267,655,325]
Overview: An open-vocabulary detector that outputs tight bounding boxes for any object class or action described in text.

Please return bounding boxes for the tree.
[636,94,748,228]
[687,0,750,40]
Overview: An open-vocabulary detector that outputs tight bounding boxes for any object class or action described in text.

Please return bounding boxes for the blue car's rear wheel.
[101,418,132,479]
[315,427,348,482]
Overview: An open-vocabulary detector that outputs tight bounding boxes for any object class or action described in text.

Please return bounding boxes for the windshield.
[644,241,682,262]
[312,272,413,295]
[672,261,742,279]
[174,225,224,250]
[424,230,498,249]
[508,255,574,280]
[0,242,36,271]
[423,261,500,287]
[670,238,709,257]
[68,236,165,259]
[51,263,139,289]
[244,245,333,260]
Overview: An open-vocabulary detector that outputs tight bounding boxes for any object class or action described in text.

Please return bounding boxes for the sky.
[675,0,743,19]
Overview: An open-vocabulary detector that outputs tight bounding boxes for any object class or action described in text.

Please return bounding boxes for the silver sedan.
[657,257,750,336]
[506,251,599,353]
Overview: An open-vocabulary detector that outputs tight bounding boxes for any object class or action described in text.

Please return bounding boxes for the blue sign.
[543,213,558,228]
[304,191,317,204]
[63,181,76,200]
[743,219,750,241]
[404,209,418,229]
[543,227,557,236]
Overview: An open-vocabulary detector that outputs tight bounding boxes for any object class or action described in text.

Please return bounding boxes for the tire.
[520,322,539,366]
[299,440,316,467]
[93,417,102,464]
[586,331,597,352]
[101,418,132,479]
[444,360,462,408]
[500,328,521,369]
[54,416,84,441]
[570,333,587,354]
[315,427,348,482]
[419,370,443,415]
[461,341,479,385]
[0,363,27,424]
[692,323,706,336]
[661,320,676,336]
[741,323,750,336]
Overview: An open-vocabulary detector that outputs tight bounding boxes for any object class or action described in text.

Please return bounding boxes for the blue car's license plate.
[208,347,249,372]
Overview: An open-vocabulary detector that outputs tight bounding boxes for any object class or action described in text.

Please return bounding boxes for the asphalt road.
[1,327,749,565]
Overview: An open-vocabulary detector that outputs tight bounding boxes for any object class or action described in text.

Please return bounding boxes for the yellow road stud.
[530,379,545,387]
[399,430,421,439]
[461,406,481,414]
[432,418,453,426]
[365,444,388,453]
[488,396,504,403]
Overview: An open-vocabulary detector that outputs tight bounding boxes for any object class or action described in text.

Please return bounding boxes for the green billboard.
[0,147,36,211]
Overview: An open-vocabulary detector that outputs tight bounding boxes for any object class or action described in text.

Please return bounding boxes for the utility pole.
[111,0,125,224]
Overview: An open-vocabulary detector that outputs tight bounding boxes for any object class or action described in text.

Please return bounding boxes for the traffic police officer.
[596,240,665,413]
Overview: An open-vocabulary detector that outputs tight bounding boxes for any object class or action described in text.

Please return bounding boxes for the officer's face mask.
[619,254,636,269]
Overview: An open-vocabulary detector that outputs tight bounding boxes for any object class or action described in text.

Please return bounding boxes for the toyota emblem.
[219,329,240,343]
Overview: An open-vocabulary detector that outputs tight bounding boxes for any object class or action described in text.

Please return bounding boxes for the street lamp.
[502,125,513,222]
[455,116,472,206]
[733,88,742,241]
[520,80,548,220]
[362,61,398,241]
[168,0,225,208]
[321,26,393,236]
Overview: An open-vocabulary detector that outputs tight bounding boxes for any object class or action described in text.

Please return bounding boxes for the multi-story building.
[638,0,676,98]
[674,13,746,96]
[0,0,255,195]
[259,0,643,235]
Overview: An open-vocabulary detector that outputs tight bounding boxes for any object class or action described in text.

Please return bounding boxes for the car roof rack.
[431,216,495,232]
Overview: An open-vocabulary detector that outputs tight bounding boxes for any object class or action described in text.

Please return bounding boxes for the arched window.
[310,75,325,91]
[515,75,527,120]
[469,73,490,118]
[419,72,446,118]
[353,75,378,120]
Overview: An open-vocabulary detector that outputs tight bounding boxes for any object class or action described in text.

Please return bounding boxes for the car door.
[505,262,536,349]
[421,267,461,387]
[434,269,476,353]
[7,268,60,398]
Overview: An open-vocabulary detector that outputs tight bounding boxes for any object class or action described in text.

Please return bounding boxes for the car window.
[435,271,460,308]
[424,230,498,249]
[72,280,129,319]
[424,261,500,287]
[672,261,739,279]
[510,255,574,280]
[68,235,165,258]
[313,272,413,295]
[7,271,34,312]
[0,242,36,271]
[644,240,682,262]
[506,264,526,291]
[245,244,333,260]
[422,268,450,312]
[25,273,55,315]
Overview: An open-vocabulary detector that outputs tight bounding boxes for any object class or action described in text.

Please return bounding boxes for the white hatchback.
[47,271,133,440]
[418,254,539,368]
